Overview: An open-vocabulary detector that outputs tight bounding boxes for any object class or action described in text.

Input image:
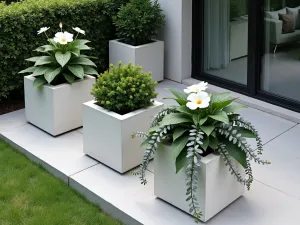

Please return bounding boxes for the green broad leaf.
[222,139,247,168]
[211,92,231,103]
[192,114,201,126]
[55,51,71,67]
[32,66,48,76]
[223,104,247,113]
[70,48,80,57]
[166,88,188,101]
[199,117,208,125]
[35,56,55,66]
[201,135,209,150]
[34,46,46,52]
[212,98,238,110]
[33,76,47,88]
[41,45,56,52]
[72,39,91,46]
[83,66,99,75]
[70,57,97,67]
[76,45,91,50]
[26,57,41,62]
[209,135,218,150]
[175,150,188,174]
[48,39,58,47]
[68,65,85,79]
[200,125,215,136]
[19,67,36,74]
[173,128,188,141]
[140,138,151,149]
[235,127,256,138]
[44,67,61,84]
[176,105,193,115]
[63,73,75,84]
[209,111,229,124]
[172,134,189,159]
[160,113,192,126]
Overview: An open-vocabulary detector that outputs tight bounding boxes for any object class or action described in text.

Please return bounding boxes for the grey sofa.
[265,6,300,53]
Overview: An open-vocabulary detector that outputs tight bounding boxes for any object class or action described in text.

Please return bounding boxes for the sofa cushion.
[287,6,300,29]
[265,8,287,20]
[277,29,300,44]
[279,13,295,33]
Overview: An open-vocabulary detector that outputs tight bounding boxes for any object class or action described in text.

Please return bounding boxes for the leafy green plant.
[19,24,98,88]
[133,82,270,223]
[0,0,129,100]
[115,0,165,46]
[91,62,158,115]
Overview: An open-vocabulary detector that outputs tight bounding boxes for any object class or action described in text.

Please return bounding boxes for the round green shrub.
[91,62,158,114]
[115,0,165,46]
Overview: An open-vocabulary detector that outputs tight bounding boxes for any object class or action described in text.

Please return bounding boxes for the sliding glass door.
[192,0,300,112]
[203,0,248,85]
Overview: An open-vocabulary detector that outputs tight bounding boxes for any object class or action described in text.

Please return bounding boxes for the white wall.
[157,0,193,83]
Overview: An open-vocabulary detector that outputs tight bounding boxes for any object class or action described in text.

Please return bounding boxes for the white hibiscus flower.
[73,27,85,35]
[184,82,208,94]
[37,27,50,35]
[186,92,211,110]
[53,32,74,45]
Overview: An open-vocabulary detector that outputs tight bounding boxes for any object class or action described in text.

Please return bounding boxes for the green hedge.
[0,0,128,101]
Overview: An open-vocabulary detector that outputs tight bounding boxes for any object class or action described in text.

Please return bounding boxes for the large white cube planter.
[24,75,95,136]
[154,144,245,222]
[83,100,164,173]
[109,39,164,82]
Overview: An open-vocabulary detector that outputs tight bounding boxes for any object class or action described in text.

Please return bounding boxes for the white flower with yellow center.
[53,32,74,45]
[186,92,210,110]
[73,27,85,35]
[184,82,208,94]
[37,27,50,35]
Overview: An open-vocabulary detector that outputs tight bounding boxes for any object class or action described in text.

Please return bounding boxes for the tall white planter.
[109,39,164,82]
[24,75,95,136]
[154,144,245,222]
[83,100,164,173]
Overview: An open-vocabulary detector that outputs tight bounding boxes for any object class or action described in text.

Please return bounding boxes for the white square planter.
[154,144,245,222]
[24,75,95,136]
[109,39,164,82]
[83,100,164,173]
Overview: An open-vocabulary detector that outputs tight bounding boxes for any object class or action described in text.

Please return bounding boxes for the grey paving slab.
[238,107,296,148]
[0,109,27,132]
[70,162,300,225]
[0,124,98,182]
[252,124,300,199]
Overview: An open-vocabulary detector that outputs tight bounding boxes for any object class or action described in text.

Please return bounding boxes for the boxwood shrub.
[0,0,128,101]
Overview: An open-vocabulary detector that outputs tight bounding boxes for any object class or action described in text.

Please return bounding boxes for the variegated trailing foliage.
[133,85,270,223]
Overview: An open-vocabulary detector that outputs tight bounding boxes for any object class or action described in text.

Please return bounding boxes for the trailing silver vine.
[245,158,253,190]
[132,131,149,140]
[217,143,248,185]
[185,126,204,222]
[132,125,174,185]
[233,117,264,155]
[150,107,178,127]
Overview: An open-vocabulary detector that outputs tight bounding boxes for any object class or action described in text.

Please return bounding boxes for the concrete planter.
[24,75,95,136]
[154,144,245,222]
[109,39,164,82]
[83,100,164,173]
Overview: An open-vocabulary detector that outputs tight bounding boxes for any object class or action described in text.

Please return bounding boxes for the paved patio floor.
[0,80,299,225]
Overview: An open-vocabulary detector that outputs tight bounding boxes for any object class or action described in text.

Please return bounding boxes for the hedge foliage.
[0,0,129,101]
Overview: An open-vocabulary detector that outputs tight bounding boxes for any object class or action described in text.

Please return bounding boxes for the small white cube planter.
[24,75,95,136]
[83,100,164,173]
[109,39,164,82]
[154,144,245,222]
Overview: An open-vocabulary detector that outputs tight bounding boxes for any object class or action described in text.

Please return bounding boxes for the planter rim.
[110,39,163,49]
[25,75,94,90]
[84,100,164,121]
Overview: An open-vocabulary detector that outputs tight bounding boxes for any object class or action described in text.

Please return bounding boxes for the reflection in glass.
[262,0,300,102]
[204,0,248,85]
